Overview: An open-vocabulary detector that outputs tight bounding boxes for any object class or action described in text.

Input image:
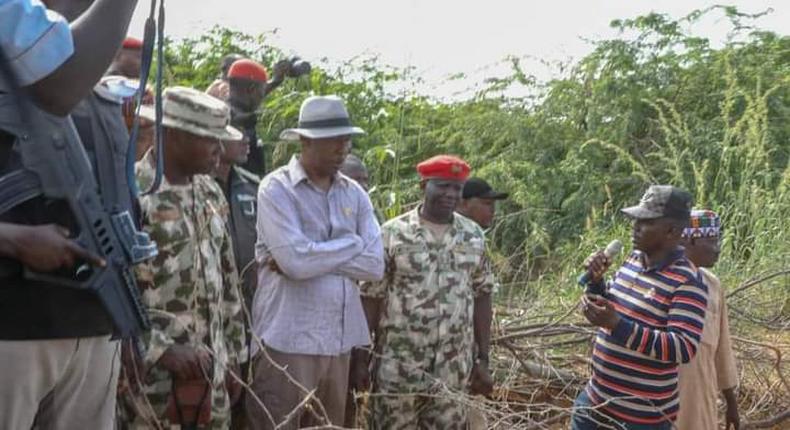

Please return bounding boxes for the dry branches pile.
[120,266,788,429]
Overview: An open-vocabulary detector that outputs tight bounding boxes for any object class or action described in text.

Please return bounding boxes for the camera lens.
[288,60,311,77]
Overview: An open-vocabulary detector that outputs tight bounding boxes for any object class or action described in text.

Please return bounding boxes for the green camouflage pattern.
[126,152,245,429]
[363,207,494,429]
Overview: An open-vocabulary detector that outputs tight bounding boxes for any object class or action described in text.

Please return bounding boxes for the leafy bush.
[161,7,789,295]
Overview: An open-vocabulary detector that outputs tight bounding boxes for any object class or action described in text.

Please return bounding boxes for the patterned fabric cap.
[683,209,721,238]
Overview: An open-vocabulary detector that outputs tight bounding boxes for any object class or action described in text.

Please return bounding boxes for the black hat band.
[298,117,352,129]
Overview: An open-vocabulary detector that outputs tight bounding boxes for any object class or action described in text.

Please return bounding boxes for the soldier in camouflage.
[357,155,495,430]
[126,87,246,429]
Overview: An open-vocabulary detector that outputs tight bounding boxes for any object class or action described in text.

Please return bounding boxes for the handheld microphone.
[577,240,623,290]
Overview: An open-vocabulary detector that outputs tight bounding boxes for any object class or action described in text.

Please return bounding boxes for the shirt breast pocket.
[237,193,257,219]
[151,213,189,239]
[451,243,483,272]
[150,218,191,262]
[208,212,227,251]
[297,207,327,240]
[392,244,430,277]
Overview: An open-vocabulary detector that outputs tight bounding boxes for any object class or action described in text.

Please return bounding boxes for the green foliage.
[161,8,789,293]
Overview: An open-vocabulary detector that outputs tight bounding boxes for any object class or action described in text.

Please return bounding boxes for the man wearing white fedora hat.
[247,95,384,429]
[125,87,247,429]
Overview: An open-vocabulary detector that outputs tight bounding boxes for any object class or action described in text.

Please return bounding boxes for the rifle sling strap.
[0,169,42,215]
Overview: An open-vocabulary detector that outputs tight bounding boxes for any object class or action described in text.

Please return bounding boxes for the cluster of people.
[0,1,741,429]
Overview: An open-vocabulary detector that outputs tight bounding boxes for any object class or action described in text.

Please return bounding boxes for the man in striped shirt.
[572,185,709,430]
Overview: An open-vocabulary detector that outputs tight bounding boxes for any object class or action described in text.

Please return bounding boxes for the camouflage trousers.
[369,345,472,430]
[369,391,468,430]
[121,366,231,429]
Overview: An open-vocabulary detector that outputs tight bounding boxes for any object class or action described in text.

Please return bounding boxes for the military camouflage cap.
[621,185,693,221]
[139,86,243,141]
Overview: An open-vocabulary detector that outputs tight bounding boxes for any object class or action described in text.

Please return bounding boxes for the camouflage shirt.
[363,206,494,392]
[135,151,246,382]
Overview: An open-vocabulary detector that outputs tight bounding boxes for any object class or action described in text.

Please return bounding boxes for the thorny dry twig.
[465,266,790,429]
[121,261,789,430]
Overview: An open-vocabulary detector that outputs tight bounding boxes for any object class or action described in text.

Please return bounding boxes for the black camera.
[285,57,311,78]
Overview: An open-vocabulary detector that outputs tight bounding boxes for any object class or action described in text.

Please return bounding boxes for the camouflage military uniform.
[126,152,245,429]
[362,207,495,430]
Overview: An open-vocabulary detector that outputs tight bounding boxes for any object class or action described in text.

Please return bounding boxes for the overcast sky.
[129,1,787,97]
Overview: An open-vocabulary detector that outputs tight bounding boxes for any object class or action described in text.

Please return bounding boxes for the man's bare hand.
[158,345,212,381]
[725,396,740,430]
[3,224,105,272]
[349,356,371,392]
[271,60,291,82]
[581,295,620,330]
[469,361,494,397]
[583,251,611,284]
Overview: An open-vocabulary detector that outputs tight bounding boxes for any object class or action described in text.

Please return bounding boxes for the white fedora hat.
[280,95,365,141]
[140,86,243,141]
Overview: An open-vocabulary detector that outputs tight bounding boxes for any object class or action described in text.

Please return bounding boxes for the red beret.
[416,155,470,181]
[227,59,268,83]
[122,37,143,50]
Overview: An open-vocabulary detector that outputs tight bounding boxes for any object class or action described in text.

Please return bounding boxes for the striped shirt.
[586,247,708,425]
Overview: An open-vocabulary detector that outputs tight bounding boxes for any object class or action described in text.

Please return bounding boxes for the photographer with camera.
[0,0,145,428]
[225,58,272,177]
[218,57,310,176]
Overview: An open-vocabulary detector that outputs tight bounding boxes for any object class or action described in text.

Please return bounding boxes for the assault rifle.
[0,49,156,339]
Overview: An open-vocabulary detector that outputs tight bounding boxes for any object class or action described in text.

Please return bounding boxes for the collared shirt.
[586,248,708,425]
[676,268,738,430]
[0,0,74,86]
[362,207,495,392]
[135,152,246,380]
[253,155,384,356]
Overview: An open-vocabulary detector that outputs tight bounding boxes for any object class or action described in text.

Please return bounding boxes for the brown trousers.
[246,347,350,430]
[0,336,120,430]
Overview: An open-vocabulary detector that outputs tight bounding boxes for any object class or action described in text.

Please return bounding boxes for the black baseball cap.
[621,185,693,221]
[462,178,509,200]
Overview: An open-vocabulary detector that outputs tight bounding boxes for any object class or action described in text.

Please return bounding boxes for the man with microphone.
[572,185,709,430]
